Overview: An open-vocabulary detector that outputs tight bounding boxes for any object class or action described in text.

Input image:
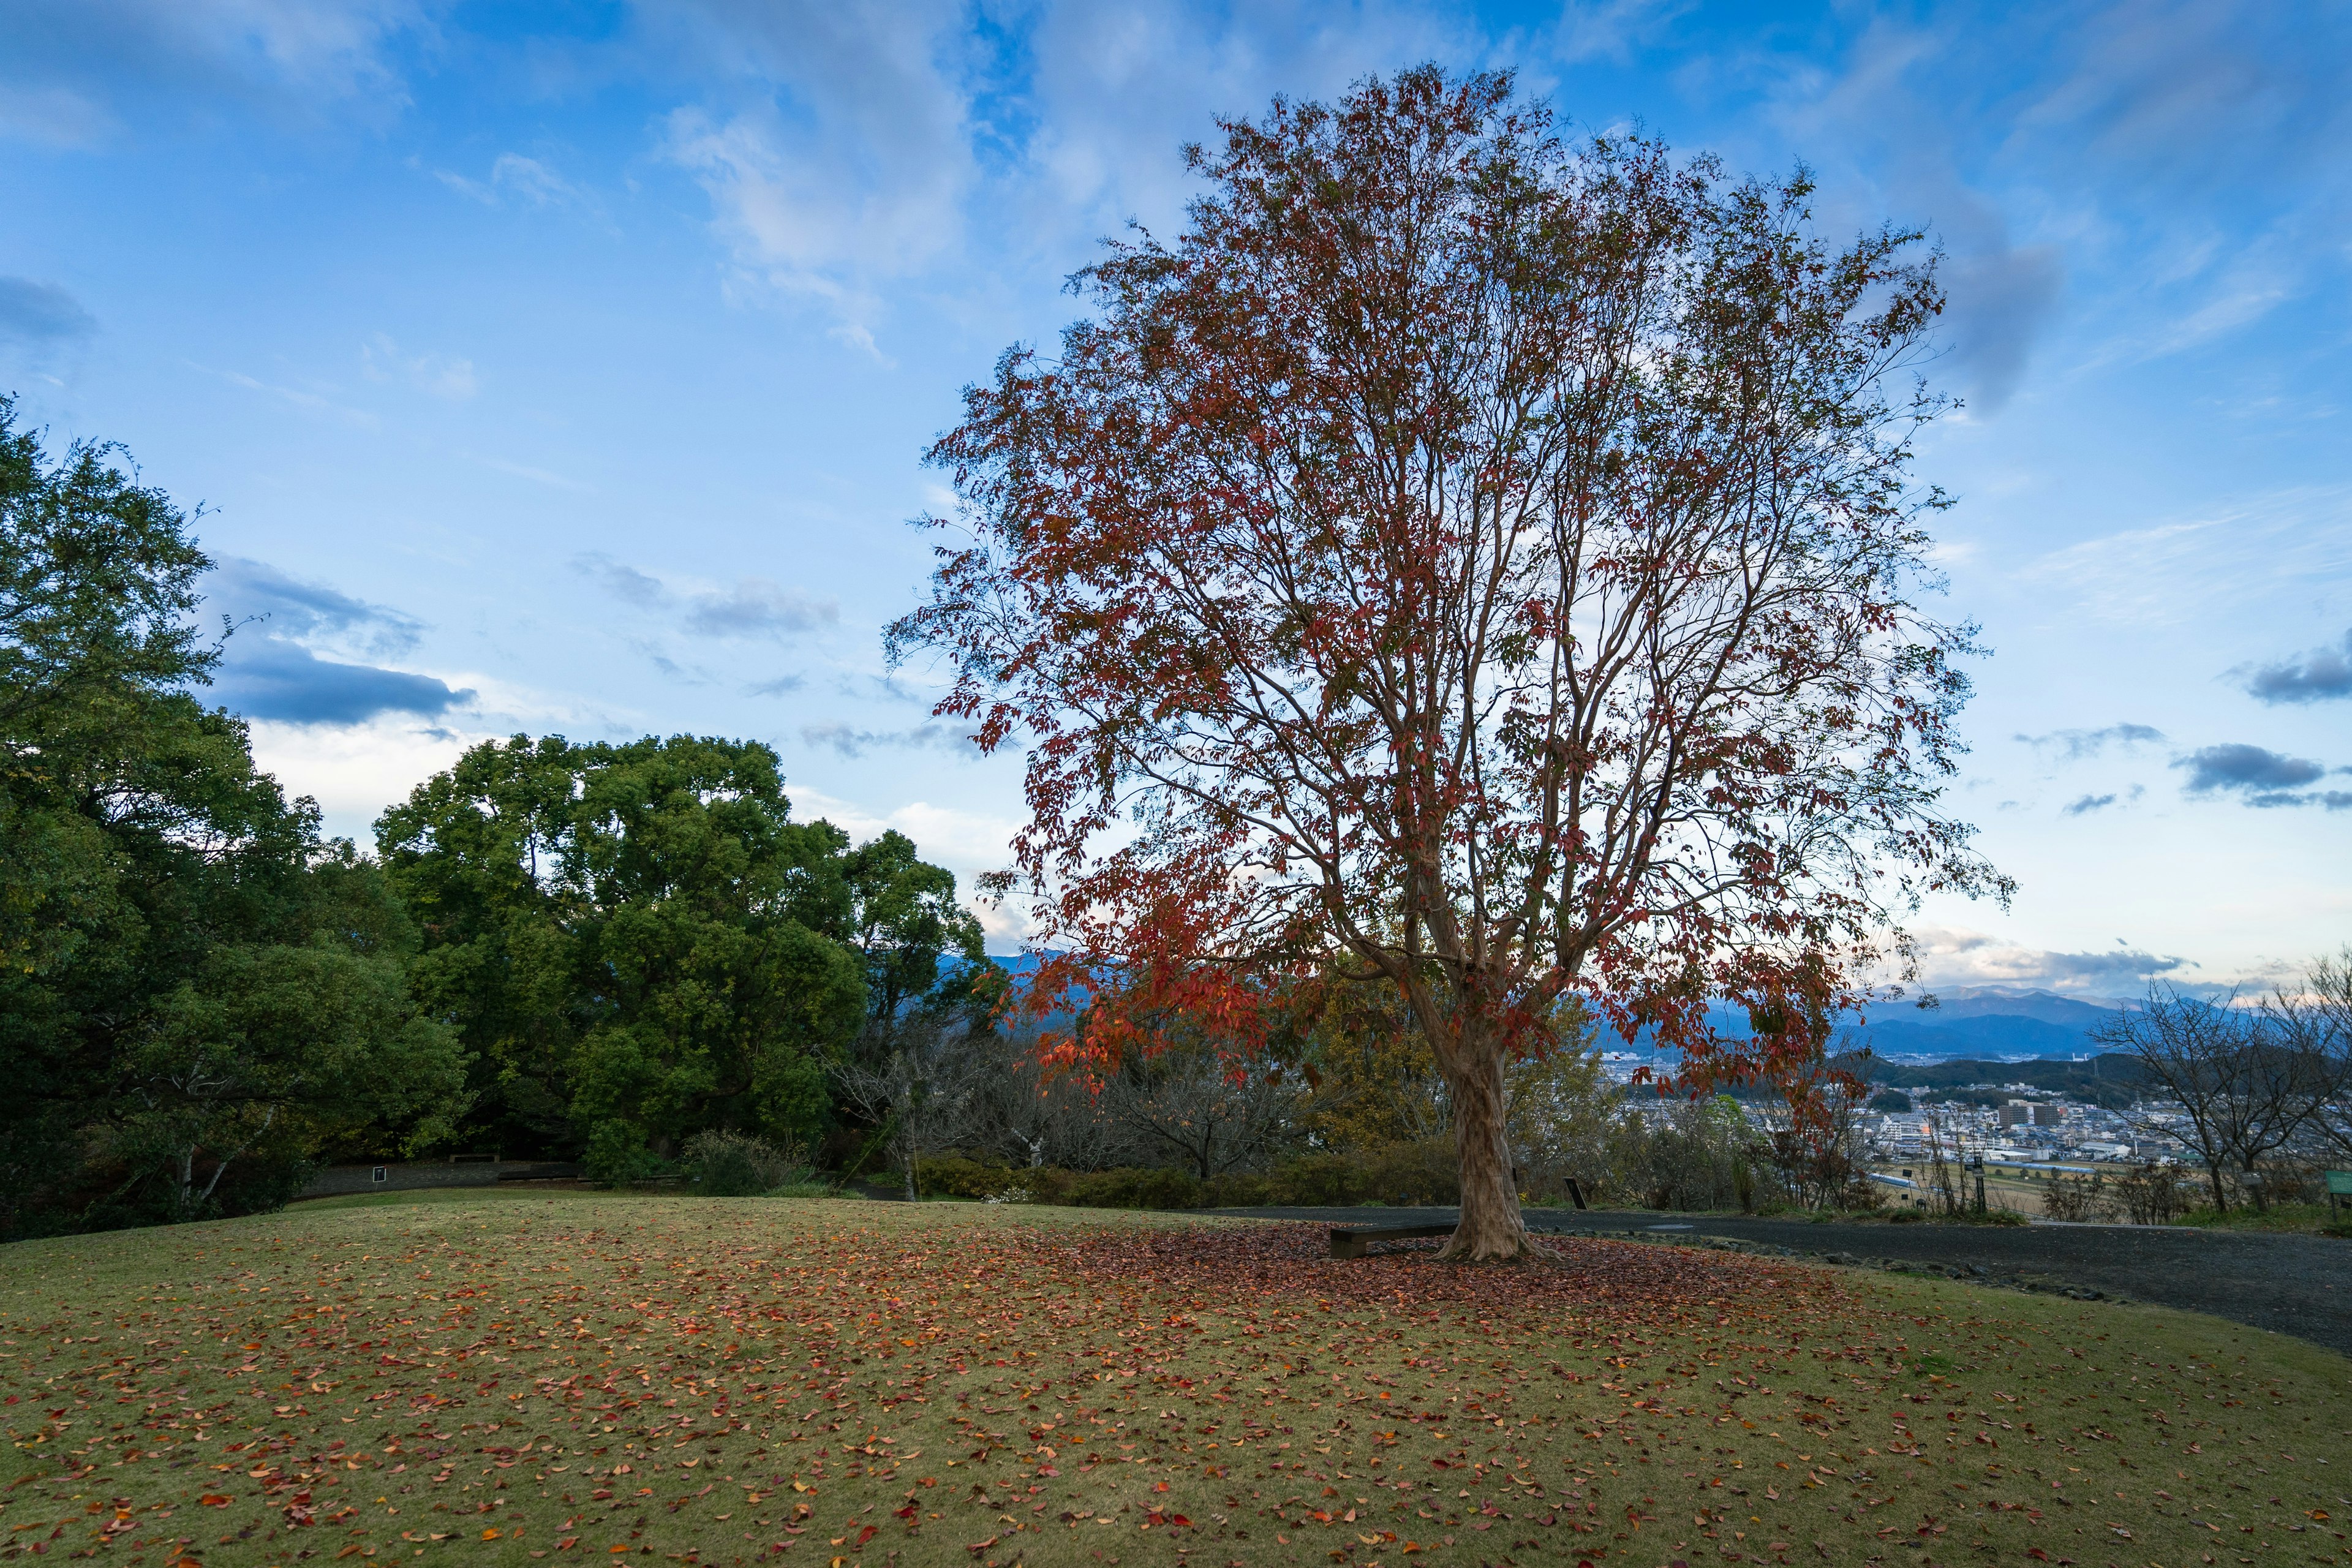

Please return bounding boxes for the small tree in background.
[892,67,2004,1259]
[2095,956,2352,1213]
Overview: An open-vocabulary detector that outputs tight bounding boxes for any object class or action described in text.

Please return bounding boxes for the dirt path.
[1211,1204,2352,1354]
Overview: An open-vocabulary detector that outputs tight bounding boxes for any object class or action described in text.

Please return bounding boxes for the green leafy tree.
[0,398,465,1235]
[379,734,873,1176]
[845,829,996,1028]
[118,922,468,1218]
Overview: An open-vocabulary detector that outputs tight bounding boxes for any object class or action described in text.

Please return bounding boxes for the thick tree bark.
[1438,1041,1528,1262]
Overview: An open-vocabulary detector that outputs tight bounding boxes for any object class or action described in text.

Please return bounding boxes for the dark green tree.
[0,398,466,1235]
[844,828,994,1029]
[379,734,878,1178]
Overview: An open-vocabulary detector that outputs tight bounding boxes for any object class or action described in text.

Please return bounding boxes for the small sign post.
[2325,1170,2352,1218]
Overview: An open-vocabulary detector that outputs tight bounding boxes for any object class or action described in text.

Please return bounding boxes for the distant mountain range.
[987,958,2133,1064]
[1705,986,2135,1062]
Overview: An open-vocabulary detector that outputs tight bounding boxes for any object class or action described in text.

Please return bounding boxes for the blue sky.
[2,0,2346,993]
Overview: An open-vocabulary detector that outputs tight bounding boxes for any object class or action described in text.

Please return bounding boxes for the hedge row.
[914,1140,1463,1210]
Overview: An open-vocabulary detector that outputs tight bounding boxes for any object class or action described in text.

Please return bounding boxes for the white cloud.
[1900,921,2195,998]
[361,332,477,399]
[786,786,1028,949]
[652,0,977,347]
[650,0,1465,348]
[2017,488,2352,627]
[208,364,378,428]
[246,709,490,843]
[0,0,432,146]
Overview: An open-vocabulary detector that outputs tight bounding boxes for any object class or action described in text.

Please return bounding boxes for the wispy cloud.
[0,276,97,345]
[475,455,589,492]
[0,0,432,147]
[799,721,979,760]
[361,332,475,399]
[2015,722,2164,763]
[684,580,834,637]
[209,365,377,428]
[571,552,837,641]
[650,0,1461,353]
[654,0,976,355]
[435,153,598,214]
[2018,489,2352,627]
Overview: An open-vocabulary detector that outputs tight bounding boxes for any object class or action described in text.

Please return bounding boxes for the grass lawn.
[2174,1204,2352,1237]
[4,1192,2348,1568]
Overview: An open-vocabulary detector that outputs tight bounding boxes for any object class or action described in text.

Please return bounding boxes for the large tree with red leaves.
[890,67,2008,1261]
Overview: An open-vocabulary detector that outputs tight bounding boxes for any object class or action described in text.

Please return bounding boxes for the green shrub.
[1199,1172,1272,1207]
[915,1155,1027,1199]
[584,1121,669,1188]
[1237,1141,1459,1207]
[1266,1152,1362,1205]
[1063,1166,1203,1209]
[681,1130,804,1196]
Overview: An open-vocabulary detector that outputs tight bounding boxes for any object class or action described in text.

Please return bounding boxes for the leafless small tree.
[2094,969,2352,1213]
[2109,1160,2188,1226]
[2281,950,2352,1166]
[2040,1167,2109,1223]
[1098,1045,1306,1181]
[1920,1109,1968,1218]
[834,1014,993,1200]
[969,1025,1129,1171]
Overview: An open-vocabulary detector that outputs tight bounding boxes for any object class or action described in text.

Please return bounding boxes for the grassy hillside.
[3,1191,2347,1567]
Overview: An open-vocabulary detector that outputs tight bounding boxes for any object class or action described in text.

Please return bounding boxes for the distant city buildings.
[1855,1085,2187,1166]
[1590,1058,2206,1172]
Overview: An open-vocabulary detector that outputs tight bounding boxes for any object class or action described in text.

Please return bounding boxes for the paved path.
[1207,1205,2352,1356]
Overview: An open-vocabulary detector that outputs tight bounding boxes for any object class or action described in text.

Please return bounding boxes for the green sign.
[2326,1170,2352,1197]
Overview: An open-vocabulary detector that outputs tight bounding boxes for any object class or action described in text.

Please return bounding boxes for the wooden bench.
[1329,1223,1456,1259]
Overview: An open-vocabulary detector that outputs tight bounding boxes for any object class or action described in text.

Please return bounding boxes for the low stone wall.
[296,1161,576,1198]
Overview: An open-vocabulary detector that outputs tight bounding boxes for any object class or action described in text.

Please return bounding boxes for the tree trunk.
[1438,1039,1529,1262]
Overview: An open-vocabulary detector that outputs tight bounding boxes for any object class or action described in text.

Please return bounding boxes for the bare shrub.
[2040,1168,2109,1223]
[2111,1161,2189,1226]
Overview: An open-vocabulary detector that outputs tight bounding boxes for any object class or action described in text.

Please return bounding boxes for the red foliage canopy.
[891,68,2008,1255]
